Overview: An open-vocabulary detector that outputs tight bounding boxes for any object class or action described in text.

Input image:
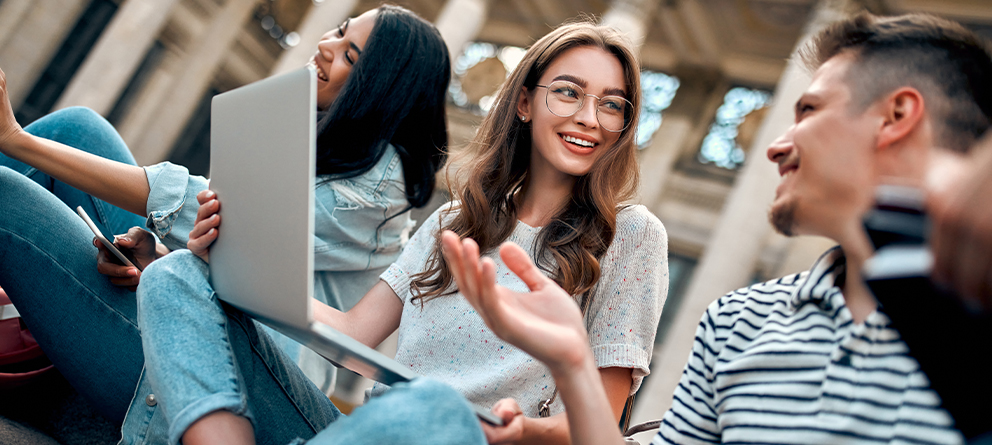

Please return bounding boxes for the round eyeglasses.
[534,80,633,133]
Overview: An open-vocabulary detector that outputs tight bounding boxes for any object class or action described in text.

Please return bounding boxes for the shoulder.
[708,271,806,324]
[606,205,668,255]
[616,204,665,232]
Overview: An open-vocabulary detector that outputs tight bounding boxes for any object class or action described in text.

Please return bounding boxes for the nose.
[572,96,599,128]
[316,38,337,63]
[766,127,795,163]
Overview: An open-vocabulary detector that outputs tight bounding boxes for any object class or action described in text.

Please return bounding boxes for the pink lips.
[558,132,598,155]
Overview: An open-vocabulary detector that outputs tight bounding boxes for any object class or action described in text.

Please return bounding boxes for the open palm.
[440,231,589,373]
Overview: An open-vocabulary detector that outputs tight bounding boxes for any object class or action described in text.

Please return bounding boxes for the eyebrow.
[340,18,363,56]
[551,74,627,98]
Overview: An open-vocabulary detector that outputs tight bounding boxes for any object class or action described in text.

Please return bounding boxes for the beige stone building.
[3,0,990,437]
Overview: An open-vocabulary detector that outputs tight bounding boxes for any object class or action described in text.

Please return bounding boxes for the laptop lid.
[208,67,316,328]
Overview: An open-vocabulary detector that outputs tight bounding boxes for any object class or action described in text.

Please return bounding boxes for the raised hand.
[439,230,589,375]
[0,67,25,151]
[188,190,221,263]
[930,141,992,311]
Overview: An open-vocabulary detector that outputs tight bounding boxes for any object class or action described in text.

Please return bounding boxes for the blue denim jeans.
[135,250,487,445]
[0,107,148,422]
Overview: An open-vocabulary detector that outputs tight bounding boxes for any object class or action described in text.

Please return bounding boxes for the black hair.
[314,4,450,207]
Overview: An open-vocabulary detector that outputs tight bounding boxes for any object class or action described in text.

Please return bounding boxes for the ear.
[516,87,532,121]
[876,87,925,150]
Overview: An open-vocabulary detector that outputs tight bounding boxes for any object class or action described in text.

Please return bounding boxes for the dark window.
[107,40,166,126]
[167,88,219,177]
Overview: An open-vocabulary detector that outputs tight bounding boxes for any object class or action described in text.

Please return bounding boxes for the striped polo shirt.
[655,247,963,444]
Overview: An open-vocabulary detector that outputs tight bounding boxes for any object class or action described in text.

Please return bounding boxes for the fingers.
[94,238,140,289]
[481,398,524,444]
[197,189,216,205]
[499,241,550,292]
[187,226,218,258]
[490,398,523,424]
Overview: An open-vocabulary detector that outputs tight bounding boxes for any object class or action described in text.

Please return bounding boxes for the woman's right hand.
[0,67,25,151]
[188,190,221,263]
[95,227,160,291]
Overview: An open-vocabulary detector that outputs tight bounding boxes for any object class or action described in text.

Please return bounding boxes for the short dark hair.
[801,12,992,153]
[315,4,450,208]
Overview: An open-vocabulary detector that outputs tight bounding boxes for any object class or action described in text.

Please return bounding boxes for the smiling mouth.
[560,134,597,151]
[310,58,329,82]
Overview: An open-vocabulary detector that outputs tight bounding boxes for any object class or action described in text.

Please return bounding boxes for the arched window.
[698,87,771,169]
[636,70,680,148]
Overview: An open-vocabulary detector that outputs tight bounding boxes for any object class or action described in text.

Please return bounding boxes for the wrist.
[0,128,30,155]
[548,347,598,389]
[547,339,595,379]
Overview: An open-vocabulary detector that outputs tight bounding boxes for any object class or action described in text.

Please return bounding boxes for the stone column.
[271,0,359,76]
[54,0,181,115]
[628,0,856,434]
[435,0,492,61]
[600,0,660,50]
[0,0,90,109]
[636,115,692,206]
[129,0,258,165]
[0,0,34,50]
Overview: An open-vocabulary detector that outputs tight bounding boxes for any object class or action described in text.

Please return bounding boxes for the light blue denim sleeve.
[143,162,208,251]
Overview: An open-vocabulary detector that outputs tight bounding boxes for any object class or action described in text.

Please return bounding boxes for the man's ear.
[516,88,531,121]
[876,87,925,150]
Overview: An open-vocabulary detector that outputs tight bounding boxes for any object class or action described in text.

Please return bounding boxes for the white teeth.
[311,60,329,82]
[563,135,595,147]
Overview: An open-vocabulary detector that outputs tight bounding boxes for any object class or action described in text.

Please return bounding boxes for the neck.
[516,169,575,228]
[834,220,876,324]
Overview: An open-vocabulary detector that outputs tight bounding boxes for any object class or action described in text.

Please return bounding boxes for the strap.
[618,392,636,432]
[623,419,663,437]
[0,304,20,321]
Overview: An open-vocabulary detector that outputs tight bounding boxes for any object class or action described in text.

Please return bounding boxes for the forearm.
[4,131,149,215]
[312,281,403,348]
[545,355,624,445]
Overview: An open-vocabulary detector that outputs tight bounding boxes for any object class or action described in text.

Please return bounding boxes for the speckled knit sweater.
[372,203,669,417]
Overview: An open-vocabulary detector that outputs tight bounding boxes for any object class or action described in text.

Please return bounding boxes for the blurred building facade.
[3,0,991,431]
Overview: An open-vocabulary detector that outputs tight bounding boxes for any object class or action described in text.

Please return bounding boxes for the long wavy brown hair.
[411,20,642,303]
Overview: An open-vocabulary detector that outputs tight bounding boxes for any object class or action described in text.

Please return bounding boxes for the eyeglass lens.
[544,80,631,132]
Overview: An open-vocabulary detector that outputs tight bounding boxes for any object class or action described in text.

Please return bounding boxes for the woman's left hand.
[188,190,221,263]
[482,398,525,444]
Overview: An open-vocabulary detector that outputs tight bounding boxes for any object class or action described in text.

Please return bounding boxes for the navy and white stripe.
[655,247,962,444]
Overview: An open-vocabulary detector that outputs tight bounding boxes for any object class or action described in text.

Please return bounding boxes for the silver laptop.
[207,67,501,425]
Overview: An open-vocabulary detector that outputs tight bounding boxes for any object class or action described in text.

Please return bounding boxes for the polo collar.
[789,246,846,311]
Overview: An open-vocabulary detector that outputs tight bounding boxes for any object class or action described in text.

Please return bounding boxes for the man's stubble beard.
[769,200,797,237]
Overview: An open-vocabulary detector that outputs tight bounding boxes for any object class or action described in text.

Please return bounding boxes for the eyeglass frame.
[533,81,633,133]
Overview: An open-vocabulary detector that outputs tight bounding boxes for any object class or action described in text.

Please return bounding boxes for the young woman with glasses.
[0,4,453,443]
[130,19,668,445]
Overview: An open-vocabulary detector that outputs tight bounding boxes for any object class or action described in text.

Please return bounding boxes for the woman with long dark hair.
[143,19,668,444]
[0,4,452,443]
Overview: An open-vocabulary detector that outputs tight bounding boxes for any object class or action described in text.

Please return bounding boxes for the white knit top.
[372,203,669,417]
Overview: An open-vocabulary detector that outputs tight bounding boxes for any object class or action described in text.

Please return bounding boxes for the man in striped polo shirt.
[441,11,992,445]
[648,14,991,444]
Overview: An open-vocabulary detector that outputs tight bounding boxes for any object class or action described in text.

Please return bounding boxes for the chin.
[769,200,797,237]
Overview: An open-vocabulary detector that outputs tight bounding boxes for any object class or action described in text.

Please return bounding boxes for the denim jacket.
[121,144,413,444]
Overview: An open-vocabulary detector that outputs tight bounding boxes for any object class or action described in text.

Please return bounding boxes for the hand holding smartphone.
[76,206,140,270]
